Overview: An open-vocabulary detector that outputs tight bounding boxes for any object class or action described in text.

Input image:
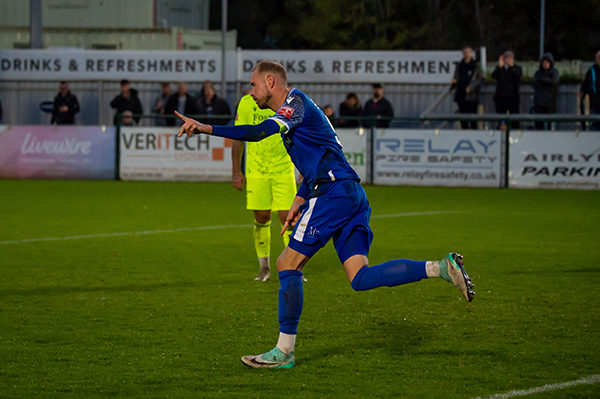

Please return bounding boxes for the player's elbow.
[243,125,265,142]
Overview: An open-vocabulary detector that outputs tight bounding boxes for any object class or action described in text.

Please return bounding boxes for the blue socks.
[351,259,427,291]
[277,261,425,334]
[278,270,304,335]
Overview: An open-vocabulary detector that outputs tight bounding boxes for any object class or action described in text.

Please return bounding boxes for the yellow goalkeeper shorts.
[246,175,296,211]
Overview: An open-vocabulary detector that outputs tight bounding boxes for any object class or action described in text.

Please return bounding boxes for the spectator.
[362,83,394,128]
[580,50,600,131]
[338,92,362,128]
[110,79,143,126]
[121,110,136,126]
[322,105,335,126]
[197,81,232,125]
[451,46,484,129]
[152,82,172,126]
[51,81,80,125]
[492,51,523,129]
[164,82,200,127]
[532,53,560,130]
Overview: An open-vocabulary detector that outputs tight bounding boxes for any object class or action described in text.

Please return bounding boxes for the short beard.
[256,90,273,109]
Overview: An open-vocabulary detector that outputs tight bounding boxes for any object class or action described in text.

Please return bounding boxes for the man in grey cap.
[491,51,523,129]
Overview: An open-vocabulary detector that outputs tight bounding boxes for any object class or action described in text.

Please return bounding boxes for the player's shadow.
[301,319,425,365]
[0,281,196,298]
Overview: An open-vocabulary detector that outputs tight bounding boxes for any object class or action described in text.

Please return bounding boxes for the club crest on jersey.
[278,106,294,118]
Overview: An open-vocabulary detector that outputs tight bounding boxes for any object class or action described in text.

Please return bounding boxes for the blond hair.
[252,60,288,86]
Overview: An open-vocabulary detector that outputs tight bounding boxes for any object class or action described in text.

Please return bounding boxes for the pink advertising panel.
[0,126,116,180]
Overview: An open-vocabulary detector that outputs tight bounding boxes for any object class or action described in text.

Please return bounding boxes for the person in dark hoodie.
[580,50,600,131]
[110,79,143,125]
[197,81,232,126]
[492,51,523,129]
[164,82,200,127]
[338,92,362,128]
[451,45,484,129]
[51,81,80,125]
[362,83,394,128]
[532,53,560,130]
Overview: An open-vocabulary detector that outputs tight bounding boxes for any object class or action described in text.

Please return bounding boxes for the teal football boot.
[439,253,475,302]
[241,347,295,369]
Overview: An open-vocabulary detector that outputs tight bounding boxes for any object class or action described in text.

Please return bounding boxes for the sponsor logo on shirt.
[278,106,294,118]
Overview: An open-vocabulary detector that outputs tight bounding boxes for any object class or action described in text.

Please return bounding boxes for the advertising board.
[509,131,600,190]
[0,125,116,180]
[0,49,462,84]
[373,129,503,187]
[119,127,232,182]
[337,128,369,183]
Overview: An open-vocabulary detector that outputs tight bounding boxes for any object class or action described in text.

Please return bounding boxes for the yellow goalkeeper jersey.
[235,94,295,178]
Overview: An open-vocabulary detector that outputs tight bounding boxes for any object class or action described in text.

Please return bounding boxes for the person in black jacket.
[110,79,143,125]
[197,81,232,126]
[338,92,362,128]
[451,46,484,129]
[51,81,80,125]
[580,50,600,131]
[362,83,394,128]
[532,53,560,130]
[164,82,200,127]
[492,51,523,129]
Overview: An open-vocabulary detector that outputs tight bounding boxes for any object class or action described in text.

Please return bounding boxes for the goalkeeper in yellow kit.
[232,94,302,282]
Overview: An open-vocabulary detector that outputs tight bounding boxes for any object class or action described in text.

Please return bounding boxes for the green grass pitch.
[1,179,599,398]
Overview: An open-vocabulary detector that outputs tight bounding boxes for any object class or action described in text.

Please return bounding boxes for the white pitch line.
[0,210,461,245]
[0,224,253,245]
[472,374,600,399]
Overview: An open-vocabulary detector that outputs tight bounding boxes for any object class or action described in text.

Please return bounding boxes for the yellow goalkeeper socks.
[254,219,271,259]
[282,227,292,247]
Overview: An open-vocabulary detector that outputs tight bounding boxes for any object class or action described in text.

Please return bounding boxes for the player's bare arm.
[281,195,305,235]
[231,140,246,191]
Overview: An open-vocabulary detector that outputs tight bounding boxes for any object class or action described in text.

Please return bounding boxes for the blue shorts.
[288,179,373,263]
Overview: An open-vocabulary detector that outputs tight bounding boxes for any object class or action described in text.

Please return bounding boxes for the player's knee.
[350,265,369,291]
[254,211,272,224]
[276,254,291,273]
[276,248,305,273]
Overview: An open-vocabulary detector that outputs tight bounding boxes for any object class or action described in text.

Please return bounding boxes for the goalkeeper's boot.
[439,253,475,302]
[241,347,295,369]
[254,269,270,282]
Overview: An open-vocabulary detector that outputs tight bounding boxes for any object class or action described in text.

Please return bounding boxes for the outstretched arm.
[176,111,280,141]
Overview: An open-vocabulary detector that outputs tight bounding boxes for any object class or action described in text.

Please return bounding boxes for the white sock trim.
[276,332,296,354]
[426,261,440,278]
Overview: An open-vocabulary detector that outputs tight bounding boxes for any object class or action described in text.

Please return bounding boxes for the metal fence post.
[369,127,375,185]
[505,120,512,188]
[115,113,122,181]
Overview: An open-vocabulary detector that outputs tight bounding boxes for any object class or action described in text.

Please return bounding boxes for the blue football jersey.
[269,88,360,192]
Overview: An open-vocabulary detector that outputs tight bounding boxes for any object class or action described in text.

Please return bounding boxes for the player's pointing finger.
[280,221,289,236]
[174,110,188,121]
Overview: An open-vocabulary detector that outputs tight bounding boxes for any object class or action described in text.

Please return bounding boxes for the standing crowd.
[451,47,599,131]
[3,49,598,131]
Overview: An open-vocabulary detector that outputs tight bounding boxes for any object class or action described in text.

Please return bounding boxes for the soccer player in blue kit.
[176,61,475,369]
